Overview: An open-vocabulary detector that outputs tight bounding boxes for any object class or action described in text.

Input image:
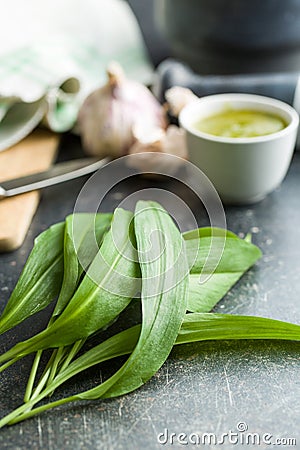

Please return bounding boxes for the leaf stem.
[24,350,43,402]
[27,349,59,402]
[30,366,52,401]
[46,347,66,388]
[23,315,57,402]
[0,356,21,373]
[9,395,78,425]
[58,340,84,375]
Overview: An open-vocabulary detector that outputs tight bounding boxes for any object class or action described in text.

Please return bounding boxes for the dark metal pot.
[155,0,300,74]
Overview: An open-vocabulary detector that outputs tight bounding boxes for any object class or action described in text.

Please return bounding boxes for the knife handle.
[154,59,300,107]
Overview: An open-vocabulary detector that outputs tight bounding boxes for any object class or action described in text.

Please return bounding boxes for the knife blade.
[0,157,110,200]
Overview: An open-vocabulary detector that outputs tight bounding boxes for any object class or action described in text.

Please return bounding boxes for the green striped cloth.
[0,0,153,152]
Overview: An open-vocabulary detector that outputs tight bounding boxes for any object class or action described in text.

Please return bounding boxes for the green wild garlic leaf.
[0,222,65,335]
[0,208,139,364]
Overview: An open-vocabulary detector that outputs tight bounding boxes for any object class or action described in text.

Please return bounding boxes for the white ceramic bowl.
[179,93,299,204]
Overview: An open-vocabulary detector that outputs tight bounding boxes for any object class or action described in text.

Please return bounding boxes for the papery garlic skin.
[78,62,167,158]
[165,86,198,117]
[128,125,187,174]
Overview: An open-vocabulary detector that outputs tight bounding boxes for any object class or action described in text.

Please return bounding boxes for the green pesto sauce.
[193,109,287,138]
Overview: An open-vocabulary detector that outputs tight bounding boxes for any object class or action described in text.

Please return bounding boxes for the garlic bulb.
[78,62,167,158]
[127,125,187,174]
[165,86,198,117]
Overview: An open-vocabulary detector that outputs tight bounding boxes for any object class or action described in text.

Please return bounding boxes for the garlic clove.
[78,62,167,159]
[128,125,187,175]
[132,123,165,145]
[165,86,198,117]
[163,125,188,159]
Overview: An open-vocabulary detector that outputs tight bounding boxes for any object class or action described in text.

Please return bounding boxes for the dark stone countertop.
[0,134,299,450]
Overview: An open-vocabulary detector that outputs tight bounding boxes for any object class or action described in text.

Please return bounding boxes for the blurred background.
[129,0,300,73]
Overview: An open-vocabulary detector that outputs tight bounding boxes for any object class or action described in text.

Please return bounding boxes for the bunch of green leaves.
[0,201,299,427]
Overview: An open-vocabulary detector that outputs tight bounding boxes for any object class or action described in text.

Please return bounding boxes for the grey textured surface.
[0,134,299,449]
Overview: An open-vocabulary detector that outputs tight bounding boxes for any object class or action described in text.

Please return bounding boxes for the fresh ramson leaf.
[183,227,238,241]
[98,200,189,398]
[177,313,300,343]
[0,207,268,427]
[24,238,263,408]
[0,326,142,427]
[3,312,300,427]
[53,216,81,316]
[54,213,112,316]
[0,200,191,424]
[0,220,261,365]
[64,199,189,401]
[26,325,142,405]
[49,312,300,389]
[0,221,259,336]
[0,222,65,335]
[23,213,113,402]
[0,214,113,336]
[185,229,261,312]
[26,222,245,403]
[185,235,261,274]
[188,273,240,313]
[0,209,139,364]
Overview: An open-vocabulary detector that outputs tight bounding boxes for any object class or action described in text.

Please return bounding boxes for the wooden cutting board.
[0,129,59,252]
